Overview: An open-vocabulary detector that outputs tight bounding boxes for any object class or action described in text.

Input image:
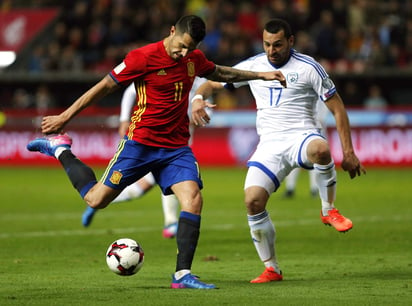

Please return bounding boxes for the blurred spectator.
[363,84,388,110]
[28,45,47,73]
[92,46,120,73]
[13,89,33,109]
[44,41,61,71]
[52,21,69,48]
[340,81,364,106]
[237,2,259,41]
[34,85,55,114]
[82,20,108,68]
[310,9,342,61]
[63,0,90,30]
[59,46,83,72]
[294,30,316,55]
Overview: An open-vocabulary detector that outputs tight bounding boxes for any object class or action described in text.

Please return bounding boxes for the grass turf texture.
[0,167,411,305]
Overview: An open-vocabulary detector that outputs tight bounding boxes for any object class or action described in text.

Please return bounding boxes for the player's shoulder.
[188,49,209,62]
[124,41,163,70]
[129,41,159,57]
[290,50,320,67]
[290,49,328,76]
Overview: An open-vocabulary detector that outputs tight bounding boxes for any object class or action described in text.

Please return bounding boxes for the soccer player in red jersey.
[27,15,286,289]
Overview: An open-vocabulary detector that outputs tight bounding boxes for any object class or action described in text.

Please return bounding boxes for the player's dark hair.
[175,15,206,44]
[264,19,293,38]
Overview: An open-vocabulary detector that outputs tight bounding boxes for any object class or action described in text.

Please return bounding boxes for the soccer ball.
[106,238,144,276]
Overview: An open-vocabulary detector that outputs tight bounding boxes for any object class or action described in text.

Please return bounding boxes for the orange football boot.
[321,208,353,232]
[250,267,283,283]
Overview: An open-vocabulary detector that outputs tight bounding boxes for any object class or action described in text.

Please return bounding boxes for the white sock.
[247,210,280,274]
[112,183,144,203]
[174,269,191,280]
[314,161,337,216]
[162,194,179,226]
[54,147,68,159]
[321,200,335,216]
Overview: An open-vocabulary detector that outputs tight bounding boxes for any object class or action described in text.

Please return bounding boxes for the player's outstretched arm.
[209,65,286,88]
[41,75,119,135]
[326,93,366,179]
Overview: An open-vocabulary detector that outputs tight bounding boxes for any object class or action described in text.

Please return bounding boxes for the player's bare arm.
[41,75,119,135]
[326,93,366,178]
[209,65,287,87]
[191,81,223,126]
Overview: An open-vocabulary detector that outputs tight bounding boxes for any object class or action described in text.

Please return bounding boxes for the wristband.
[191,94,203,104]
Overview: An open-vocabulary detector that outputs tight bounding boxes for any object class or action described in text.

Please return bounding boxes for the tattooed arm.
[207,65,286,87]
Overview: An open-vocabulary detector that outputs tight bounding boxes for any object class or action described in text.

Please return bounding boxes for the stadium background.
[1,0,412,167]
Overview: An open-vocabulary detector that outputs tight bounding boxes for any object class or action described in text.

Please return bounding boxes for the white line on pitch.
[0,214,410,239]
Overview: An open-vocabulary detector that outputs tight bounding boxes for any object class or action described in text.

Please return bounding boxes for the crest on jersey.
[322,77,334,89]
[287,72,298,84]
[157,69,167,75]
[187,62,195,77]
[110,171,123,185]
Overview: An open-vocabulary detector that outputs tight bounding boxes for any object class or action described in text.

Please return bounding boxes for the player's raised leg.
[27,134,98,199]
[27,133,120,208]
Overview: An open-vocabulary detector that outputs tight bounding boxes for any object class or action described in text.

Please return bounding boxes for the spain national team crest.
[187,62,195,77]
[110,170,123,185]
[157,69,167,75]
[287,72,298,84]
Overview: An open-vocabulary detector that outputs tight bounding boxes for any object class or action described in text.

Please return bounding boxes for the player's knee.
[85,182,120,209]
[179,190,203,214]
[85,197,109,209]
[313,142,331,164]
[244,189,267,215]
[84,190,112,209]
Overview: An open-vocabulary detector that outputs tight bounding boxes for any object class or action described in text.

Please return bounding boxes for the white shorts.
[244,129,325,194]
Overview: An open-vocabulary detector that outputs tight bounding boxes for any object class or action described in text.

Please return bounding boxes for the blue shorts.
[100,138,203,195]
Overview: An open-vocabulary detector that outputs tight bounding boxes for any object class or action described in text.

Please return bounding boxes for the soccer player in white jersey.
[82,77,212,240]
[191,18,366,283]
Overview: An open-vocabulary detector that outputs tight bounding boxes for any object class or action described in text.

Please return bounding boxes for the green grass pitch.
[0,166,411,305]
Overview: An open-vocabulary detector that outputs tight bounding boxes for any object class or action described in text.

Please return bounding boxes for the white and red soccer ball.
[106,238,144,276]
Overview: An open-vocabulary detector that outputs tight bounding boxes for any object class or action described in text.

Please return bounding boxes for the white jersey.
[230,49,335,138]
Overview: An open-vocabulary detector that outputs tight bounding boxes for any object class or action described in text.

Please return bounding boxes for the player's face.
[166,26,198,61]
[263,29,294,67]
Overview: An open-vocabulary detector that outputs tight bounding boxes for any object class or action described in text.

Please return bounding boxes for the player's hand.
[341,153,366,179]
[259,70,287,88]
[41,115,66,135]
[191,99,215,127]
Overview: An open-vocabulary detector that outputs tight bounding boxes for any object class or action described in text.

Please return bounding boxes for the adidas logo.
[157,69,167,75]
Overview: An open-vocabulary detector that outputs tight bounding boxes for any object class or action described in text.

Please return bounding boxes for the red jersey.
[109,41,216,148]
